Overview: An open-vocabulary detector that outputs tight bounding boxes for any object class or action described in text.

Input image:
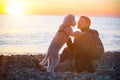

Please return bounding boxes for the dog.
[39,14,77,73]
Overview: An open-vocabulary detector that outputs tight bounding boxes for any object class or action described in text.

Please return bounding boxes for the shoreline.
[0,50,120,55]
[0,51,120,80]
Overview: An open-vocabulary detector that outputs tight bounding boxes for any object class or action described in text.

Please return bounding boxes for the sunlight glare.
[6,1,25,15]
[11,29,18,34]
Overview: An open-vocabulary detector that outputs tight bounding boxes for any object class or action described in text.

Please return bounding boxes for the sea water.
[0,14,120,55]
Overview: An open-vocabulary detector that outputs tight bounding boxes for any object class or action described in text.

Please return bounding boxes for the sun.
[6,1,25,15]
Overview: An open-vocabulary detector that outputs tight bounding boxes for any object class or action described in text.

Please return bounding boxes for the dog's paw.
[33,58,47,72]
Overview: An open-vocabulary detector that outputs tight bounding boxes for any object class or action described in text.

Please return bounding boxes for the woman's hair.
[81,16,91,27]
[63,14,75,26]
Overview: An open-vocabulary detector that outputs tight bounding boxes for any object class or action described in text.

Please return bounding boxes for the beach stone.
[0,52,120,80]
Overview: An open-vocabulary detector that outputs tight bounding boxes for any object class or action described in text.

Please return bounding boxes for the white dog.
[40,14,83,73]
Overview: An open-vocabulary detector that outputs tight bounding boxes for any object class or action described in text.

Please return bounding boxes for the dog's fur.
[40,14,76,73]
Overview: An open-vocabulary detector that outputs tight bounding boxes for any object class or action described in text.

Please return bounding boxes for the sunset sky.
[0,0,120,17]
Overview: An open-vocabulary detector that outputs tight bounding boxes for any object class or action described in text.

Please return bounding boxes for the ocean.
[0,14,120,55]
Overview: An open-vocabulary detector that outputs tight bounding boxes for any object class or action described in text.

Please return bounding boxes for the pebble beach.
[0,52,120,80]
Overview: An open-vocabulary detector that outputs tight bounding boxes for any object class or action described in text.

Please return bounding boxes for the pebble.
[0,52,120,80]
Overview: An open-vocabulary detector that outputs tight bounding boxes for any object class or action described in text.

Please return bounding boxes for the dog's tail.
[40,54,49,66]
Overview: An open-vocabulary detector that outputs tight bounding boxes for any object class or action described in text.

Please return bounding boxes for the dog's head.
[63,14,76,27]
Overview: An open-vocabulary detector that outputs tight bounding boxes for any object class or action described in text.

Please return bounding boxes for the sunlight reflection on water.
[0,15,120,55]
